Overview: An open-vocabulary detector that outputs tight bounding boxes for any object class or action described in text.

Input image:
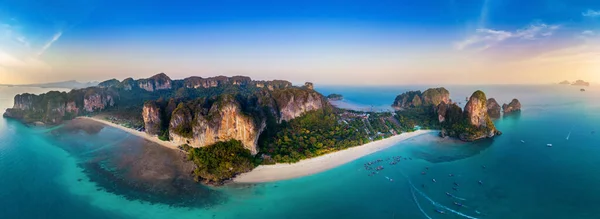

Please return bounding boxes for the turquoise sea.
[1,84,599,219]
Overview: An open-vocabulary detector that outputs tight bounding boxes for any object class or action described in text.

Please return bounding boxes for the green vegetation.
[394,106,441,131]
[259,107,406,163]
[186,140,256,185]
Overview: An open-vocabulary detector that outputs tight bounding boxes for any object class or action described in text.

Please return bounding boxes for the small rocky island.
[572,80,590,86]
[560,80,590,86]
[391,88,521,141]
[326,93,343,101]
[502,99,522,114]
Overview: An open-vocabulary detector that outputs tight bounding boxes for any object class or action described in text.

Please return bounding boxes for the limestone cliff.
[183,76,252,89]
[502,99,521,114]
[392,87,449,109]
[83,90,115,112]
[421,87,450,106]
[486,98,501,118]
[138,73,172,92]
[98,79,120,88]
[460,91,500,141]
[143,101,163,136]
[120,78,135,90]
[4,90,90,124]
[392,91,423,109]
[272,88,325,122]
[437,90,500,141]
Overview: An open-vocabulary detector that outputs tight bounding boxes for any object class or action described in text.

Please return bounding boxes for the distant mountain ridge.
[0,80,99,89]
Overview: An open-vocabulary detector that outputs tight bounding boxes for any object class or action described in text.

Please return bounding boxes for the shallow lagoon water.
[1,85,600,218]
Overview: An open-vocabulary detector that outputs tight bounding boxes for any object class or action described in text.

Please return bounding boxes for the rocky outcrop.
[461,91,500,141]
[486,98,501,118]
[421,87,450,106]
[120,78,135,90]
[437,90,500,141]
[12,93,37,111]
[143,101,163,135]
[392,87,449,109]
[571,80,590,86]
[138,73,172,92]
[464,91,489,128]
[304,82,314,90]
[183,76,252,89]
[165,96,264,154]
[83,91,115,112]
[392,91,423,109]
[259,80,292,91]
[5,90,91,124]
[502,99,521,114]
[272,88,325,122]
[98,79,120,88]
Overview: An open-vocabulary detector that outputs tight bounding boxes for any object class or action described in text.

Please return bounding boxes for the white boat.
[547,144,553,147]
[521,140,525,143]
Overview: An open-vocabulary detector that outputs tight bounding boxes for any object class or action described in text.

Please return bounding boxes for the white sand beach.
[234,129,438,183]
[76,117,181,150]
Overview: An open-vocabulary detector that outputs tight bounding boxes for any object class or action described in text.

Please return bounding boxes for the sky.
[0,0,599,85]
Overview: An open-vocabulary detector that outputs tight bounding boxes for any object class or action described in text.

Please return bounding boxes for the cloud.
[582,9,600,17]
[455,22,560,51]
[515,23,560,39]
[582,30,595,36]
[37,31,63,57]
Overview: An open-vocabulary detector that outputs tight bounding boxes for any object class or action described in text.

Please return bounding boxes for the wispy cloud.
[582,9,600,17]
[37,31,63,56]
[455,23,560,51]
[582,30,595,36]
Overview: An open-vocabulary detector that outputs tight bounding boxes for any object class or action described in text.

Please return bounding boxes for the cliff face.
[165,97,264,154]
[502,99,521,114]
[120,78,135,90]
[4,89,113,124]
[98,79,120,88]
[436,90,500,141]
[486,98,501,118]
[83,92,115,112]
[272,88,325,122]
[138,73,173,92]
[392,91,423,109]
[422,87,450,106]
[464,91,489,128]
[392,87,449,109]
[12,93,37,111]
[143,101,163,135]
[183,76,252,89]
[461,91,499,141]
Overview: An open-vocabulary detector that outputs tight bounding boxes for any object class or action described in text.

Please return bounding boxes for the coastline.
[234,129,438,183]
[75,117,181,150]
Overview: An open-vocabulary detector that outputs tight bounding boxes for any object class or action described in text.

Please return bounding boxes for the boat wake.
[399,170,480,219]
[410,187,434,219]
[447,192,467,201]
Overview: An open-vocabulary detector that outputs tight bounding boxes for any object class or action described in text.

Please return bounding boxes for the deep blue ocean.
[1,84,599,219]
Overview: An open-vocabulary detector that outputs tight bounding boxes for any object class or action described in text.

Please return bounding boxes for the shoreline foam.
[76,117,181,150]
[234,129,438,183]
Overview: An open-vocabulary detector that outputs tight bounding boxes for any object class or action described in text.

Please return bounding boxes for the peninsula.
[3,73,513,185]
